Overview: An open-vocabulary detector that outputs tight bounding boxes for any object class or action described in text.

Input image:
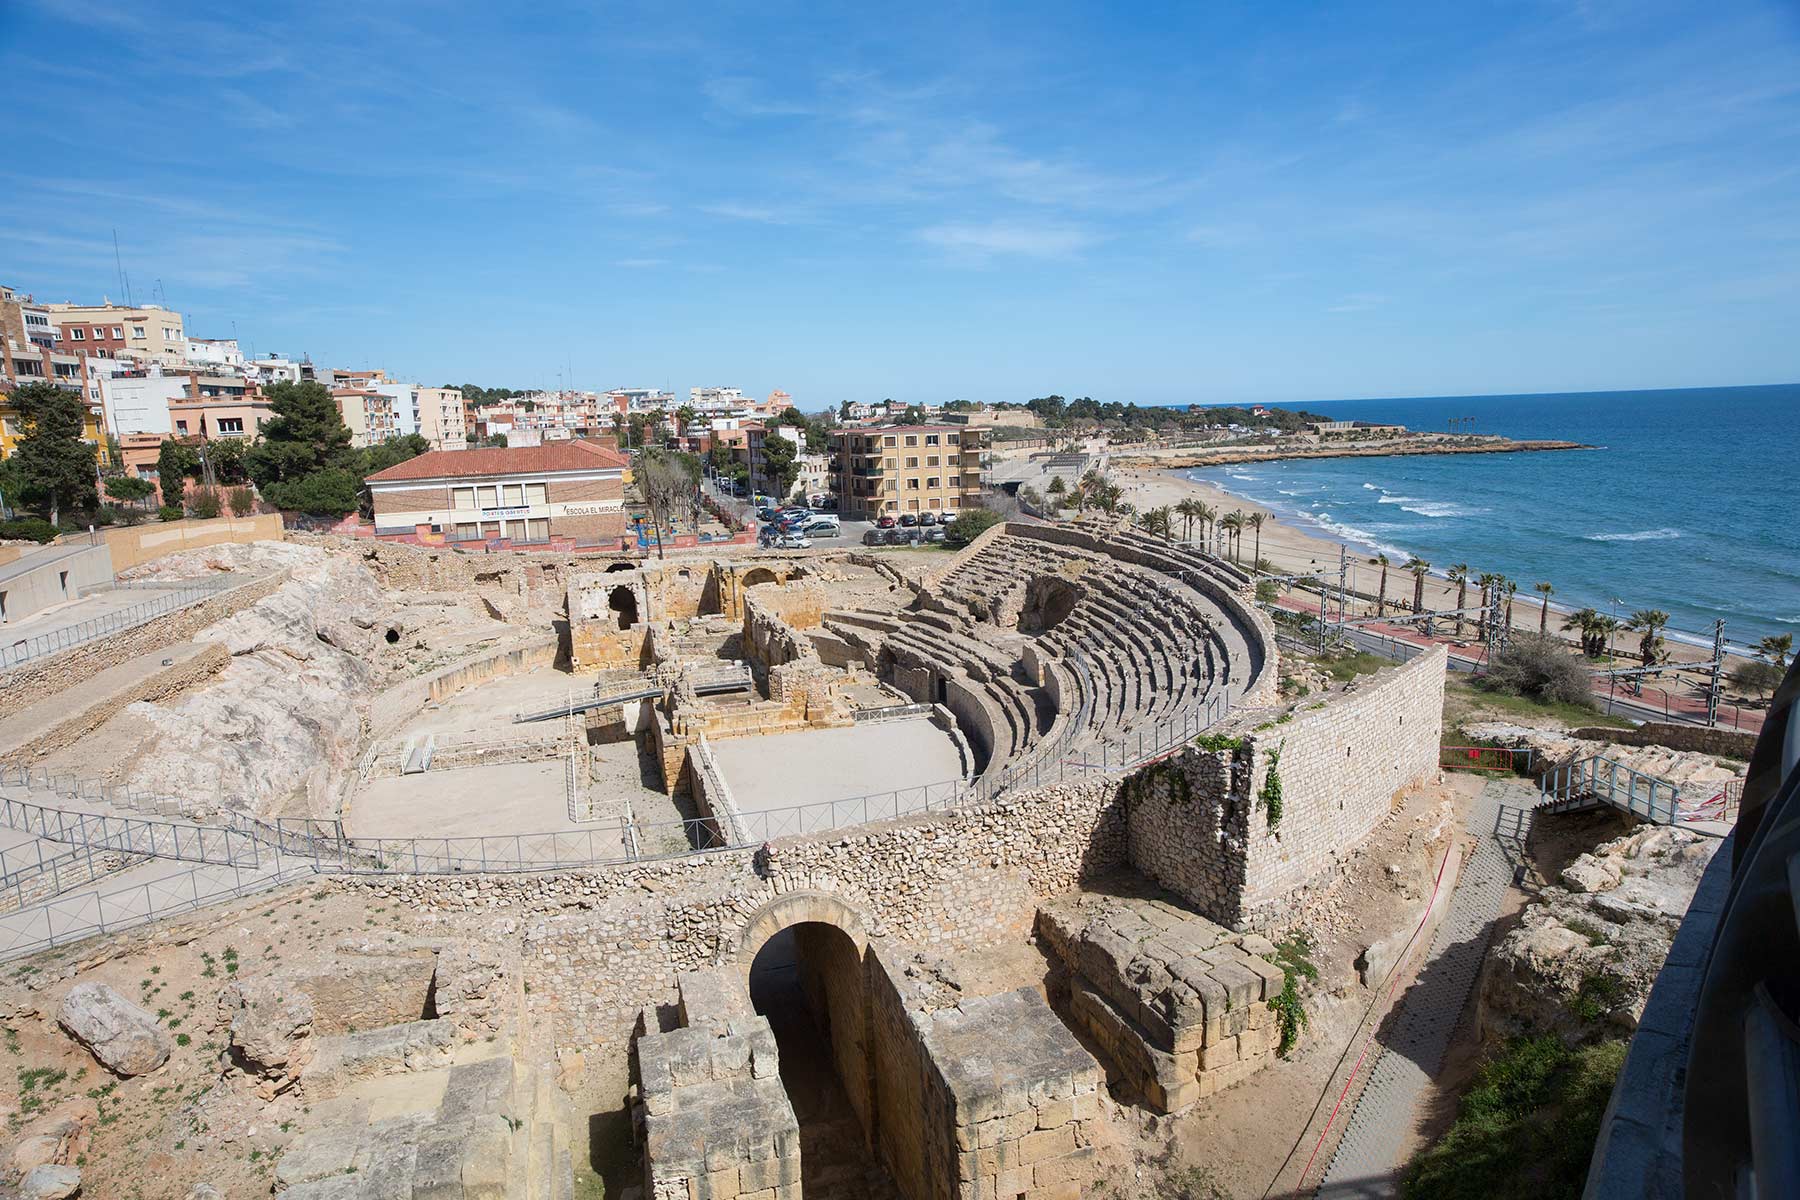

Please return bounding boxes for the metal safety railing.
[0,577,249,671]
[1440,744,1536,774]
[1538,754,1683,824]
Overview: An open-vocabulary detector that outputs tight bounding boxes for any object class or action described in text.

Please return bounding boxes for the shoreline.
[1113,465,1758,677]
[1110,437,1593,472]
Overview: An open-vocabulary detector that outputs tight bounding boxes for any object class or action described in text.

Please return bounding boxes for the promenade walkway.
[1316,780,1535,1198]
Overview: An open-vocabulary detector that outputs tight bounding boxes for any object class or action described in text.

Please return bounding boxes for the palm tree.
[1475,572,1504,640]
[1220,512,1244,562]
[1139,505,1174,539]
[1534,581,1554,633]
[1175,498,1204,542]
[1371,554,1390,617]
[1562,608,1617,659]
[1503,579,1518,631]
[1248,512,1266,571]
[1759,634,1793,668]
[1193,501,1215,548]
[1628,609,1670,667]
[1446,564,1470,636]
[1405,557,1430,613]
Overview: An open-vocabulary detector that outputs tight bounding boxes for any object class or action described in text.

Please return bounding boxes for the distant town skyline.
[4,0,1798,405]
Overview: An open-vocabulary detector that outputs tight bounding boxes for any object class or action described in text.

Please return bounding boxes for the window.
[906,477,920,489]
[502,483,525,507]
[925,434,939,445]
[884,458,896,470]
[926,477,940,489]
[453,522,479,541]
[527,518,550,541]
[452,488,476,510]
[904,457,918,468]
[112,327,123,338]
[216,417,244,435]
[68,327,84,340]
[477,485,499,508]
[903,435,917,446]
[946,433,960,445]
[926,455,939,466]
[175,420,188,434]
[524,482,548,506]
[130,326,146,339]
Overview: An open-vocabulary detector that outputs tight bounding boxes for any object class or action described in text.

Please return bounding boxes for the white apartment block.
[186,338,244,369]
[100,375,184,436]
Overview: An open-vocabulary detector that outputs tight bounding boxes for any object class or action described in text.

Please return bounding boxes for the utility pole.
[1707,619,1725,727]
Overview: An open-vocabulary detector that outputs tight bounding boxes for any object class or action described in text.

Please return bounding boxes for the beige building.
[334,387,398,448]
[365,441,629,545]
[415,386,467,450]
[46,301,186,366]
[829,424,990,520]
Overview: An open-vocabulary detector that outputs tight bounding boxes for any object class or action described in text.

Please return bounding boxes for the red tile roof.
[364,440,629,483]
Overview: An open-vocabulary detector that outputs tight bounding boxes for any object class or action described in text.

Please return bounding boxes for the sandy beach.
[1108,465,1759,698]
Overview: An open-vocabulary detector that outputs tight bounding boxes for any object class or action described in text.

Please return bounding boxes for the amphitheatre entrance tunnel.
[741,898,896,1196]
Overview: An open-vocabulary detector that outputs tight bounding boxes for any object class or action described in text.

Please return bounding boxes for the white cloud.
[918,221,1097,260]
[700,203,791,223]
[1326,292,1388,314]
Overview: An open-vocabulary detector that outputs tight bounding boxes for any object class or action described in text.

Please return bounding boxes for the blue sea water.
[1184,384,1800,651]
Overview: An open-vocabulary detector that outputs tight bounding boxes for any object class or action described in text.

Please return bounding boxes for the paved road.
[1317,781,1535,1197]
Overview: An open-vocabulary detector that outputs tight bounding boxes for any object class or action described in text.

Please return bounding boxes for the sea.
[1182,383,1800,652]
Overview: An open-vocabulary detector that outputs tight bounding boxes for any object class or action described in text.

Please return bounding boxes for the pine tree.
[11,382,97,526]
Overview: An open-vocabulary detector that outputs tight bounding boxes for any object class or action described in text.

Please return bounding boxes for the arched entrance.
[607,585,638,630]
[742,566,780,590]
[739,895,894,1196]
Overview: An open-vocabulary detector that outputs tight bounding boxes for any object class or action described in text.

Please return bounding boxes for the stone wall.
[1236,647,1445,922]
[1570,722,1758,761]
[336,776,1125,1056]
[0,643,231,766]
[1122,647,1446,929]
[89,513,286,571]
[0,571,288,722]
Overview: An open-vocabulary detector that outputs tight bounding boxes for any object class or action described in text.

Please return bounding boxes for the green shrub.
[159,505,185,522]
[1259,748,1284,827]
[189,488,223,520]
[945,507,1003,548]
[1482,634,1595,709]
[227,487,255,517]
[1191,733,1243,753]
[1404,1036,1626,1200]
[1255,579,1279,603]
[0,517,59,543]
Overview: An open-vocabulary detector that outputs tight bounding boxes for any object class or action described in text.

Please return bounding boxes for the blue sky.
[4,0,1798,407]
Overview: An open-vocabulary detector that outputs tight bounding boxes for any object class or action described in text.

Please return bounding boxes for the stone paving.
[1317,780,1535,1198]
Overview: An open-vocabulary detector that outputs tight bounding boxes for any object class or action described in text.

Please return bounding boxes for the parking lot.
[753,510,958,549]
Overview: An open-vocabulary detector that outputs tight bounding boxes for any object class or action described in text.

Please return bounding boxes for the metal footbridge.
[512,664,753,724]
[1537,754,1741,829]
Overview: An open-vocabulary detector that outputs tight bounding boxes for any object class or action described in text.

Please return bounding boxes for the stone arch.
[1018,574,1082,634]
[733,889,870,969]
[742,565,781,590]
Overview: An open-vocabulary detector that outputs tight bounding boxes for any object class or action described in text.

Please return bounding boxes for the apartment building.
[829,424,989,520]
[46,301,186,365]
[333,387,398,447]
[365,440,628,545]
[745,423,802,498]
[186,338,244,369]
[415,386,467,449]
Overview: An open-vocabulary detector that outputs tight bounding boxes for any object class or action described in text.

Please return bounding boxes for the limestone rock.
[221,979,314,1092]
[185,1187,222,1200]
[1561,854,1622,894]
[430,942,506,1033]
[56,983,170,1076]
[19,1164,81,1199]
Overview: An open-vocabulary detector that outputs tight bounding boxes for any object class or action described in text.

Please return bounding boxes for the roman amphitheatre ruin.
[0,515,1477,1199]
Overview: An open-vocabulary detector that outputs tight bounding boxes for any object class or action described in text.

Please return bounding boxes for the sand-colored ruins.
[0,516,1452,1199]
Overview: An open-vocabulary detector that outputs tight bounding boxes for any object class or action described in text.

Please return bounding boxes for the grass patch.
[1268,933,1317,1056]
[1404,1035,1626,1200]
[1563,918,1611,948]
[1444,678,1633,731]
[1571,972,1624,1023]
[1311,649,1391,683]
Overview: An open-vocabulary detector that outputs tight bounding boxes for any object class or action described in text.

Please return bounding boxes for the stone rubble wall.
[0,571,288,722]
[0,643,231,767]
[1568,722,1758,763]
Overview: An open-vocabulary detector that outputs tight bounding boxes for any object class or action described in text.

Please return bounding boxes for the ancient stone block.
[56,983,170,1077]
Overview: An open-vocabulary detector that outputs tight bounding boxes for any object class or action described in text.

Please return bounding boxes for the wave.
[1585,527,1683,543]
[1399,501,1484,519]
[1376,494,1418,505]
[1362,482,1380,491]
[1227,471,1258,481]
[1311,513,1412,561]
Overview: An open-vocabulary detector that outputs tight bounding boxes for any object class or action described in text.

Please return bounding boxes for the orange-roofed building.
[363,440,630,546]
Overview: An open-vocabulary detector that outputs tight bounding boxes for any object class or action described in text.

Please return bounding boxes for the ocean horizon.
[1181,383,1800,651]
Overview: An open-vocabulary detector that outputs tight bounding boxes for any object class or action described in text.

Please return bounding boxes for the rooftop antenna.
[112,228,126,305]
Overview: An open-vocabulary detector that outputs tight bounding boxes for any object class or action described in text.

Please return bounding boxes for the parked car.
[925,527,946,542]
[803,517,840,537]
[876,515,898,529]
[756,507,780,522]
[898,513,919,527]
[917,511,937,526]
[774,532,813,550]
